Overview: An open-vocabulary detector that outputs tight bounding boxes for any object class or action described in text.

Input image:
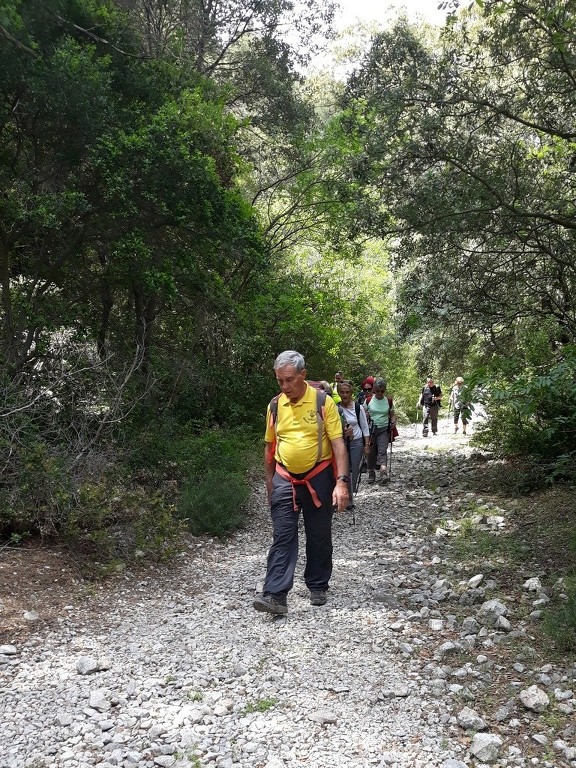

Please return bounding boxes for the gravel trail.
[1,424,575,768]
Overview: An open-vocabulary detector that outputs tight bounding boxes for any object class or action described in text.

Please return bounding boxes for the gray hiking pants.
[263,463,334,598]
[368,426,389,470]
[422,404,439,435]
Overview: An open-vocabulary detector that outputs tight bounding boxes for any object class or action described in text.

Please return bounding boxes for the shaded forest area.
[1,0,575,585]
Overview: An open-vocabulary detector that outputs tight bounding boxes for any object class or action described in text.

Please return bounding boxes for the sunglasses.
[363,387,372,392]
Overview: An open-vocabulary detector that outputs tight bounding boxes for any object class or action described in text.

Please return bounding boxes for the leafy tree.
[0,0,266,375]
[334,1,576,476]
[0,0,275,547]
[337,5,576,358]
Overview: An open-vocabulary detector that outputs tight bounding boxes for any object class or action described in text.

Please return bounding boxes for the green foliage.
[541,577,576,653]
[337,2,576,433]
[242,697,279,714]
[0,437,71,538]
[179,469,250,537]
[473,347,576,484]
[62,478,184,573]
[126,418,256,538]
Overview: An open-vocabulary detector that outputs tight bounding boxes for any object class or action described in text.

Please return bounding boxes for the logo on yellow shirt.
[303,409,317,424]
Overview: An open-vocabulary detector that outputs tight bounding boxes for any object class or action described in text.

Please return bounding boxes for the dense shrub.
[178,469,251,537]
[472,348,576,485]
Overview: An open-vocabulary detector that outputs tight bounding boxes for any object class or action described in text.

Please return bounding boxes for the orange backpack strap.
[315,389,339,481]
[315,388,326,464]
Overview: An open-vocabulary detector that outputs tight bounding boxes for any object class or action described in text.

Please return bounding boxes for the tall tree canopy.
[0,0,266,376]
[341,0,576,358]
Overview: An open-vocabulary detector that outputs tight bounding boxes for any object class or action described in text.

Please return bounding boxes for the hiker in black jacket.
[417,375,442,437]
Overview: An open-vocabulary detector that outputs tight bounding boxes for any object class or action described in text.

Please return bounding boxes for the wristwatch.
[337,475,350,483]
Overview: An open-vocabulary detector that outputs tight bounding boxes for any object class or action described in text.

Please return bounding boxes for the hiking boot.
[462,428,467,435]
[253,594,287,615]
[310,590,327,606]
[367,470,376,484]
[454,426,458,433]
[378,471,389,485]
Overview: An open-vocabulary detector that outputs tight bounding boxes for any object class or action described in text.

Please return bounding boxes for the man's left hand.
[333,482,349,512]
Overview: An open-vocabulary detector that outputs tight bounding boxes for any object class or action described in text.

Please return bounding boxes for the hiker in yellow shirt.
[254,351,349,616]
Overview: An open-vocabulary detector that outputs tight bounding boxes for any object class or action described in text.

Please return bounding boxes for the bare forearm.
[331,437,349,477]
[264,442,276,502]
[329,437,349,511]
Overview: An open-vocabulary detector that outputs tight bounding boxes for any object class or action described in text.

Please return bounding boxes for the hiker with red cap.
[357,376,375,406]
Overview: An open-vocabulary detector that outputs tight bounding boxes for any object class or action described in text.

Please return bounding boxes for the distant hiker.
[366,377,396,484]
[357,376,375,406]
[337,380,370,504]
[254,350,350,616]
[318,380,334,397]
[330,371,344,404]
[449,376,471,435]
[418,375,442,437]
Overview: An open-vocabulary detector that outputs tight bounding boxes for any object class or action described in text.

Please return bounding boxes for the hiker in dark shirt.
[417,375,442,437]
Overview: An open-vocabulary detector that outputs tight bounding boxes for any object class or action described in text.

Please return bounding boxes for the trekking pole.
[354,453,367,494]
[345,429,356,526]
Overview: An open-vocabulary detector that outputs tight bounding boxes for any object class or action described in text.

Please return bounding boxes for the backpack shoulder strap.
[268,394,281,428]
[355,401,361,421]
[315,388,327,464]
[270,389,331,466]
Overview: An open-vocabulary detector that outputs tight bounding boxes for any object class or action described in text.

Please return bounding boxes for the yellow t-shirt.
[265,384,343,474]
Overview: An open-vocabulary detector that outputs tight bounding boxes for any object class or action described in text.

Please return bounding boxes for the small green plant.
[539,710,565,730]
[188,691,203,702]
[452,528,499,559]
[1,531,31,547]
[173,749,201,767]
[541,580,576,652]
[242,696,279,714]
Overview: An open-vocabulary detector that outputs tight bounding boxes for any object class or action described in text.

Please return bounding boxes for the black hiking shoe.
[310,590,328,606]
[367,470,376,484]
[253,594,287,615]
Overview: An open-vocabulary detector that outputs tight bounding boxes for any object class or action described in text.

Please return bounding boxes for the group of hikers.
[417,374,472,436]
[254,350,471,617]
[316,373,396,490]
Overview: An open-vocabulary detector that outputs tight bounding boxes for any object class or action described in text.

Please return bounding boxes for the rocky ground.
[0,420,575,768]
